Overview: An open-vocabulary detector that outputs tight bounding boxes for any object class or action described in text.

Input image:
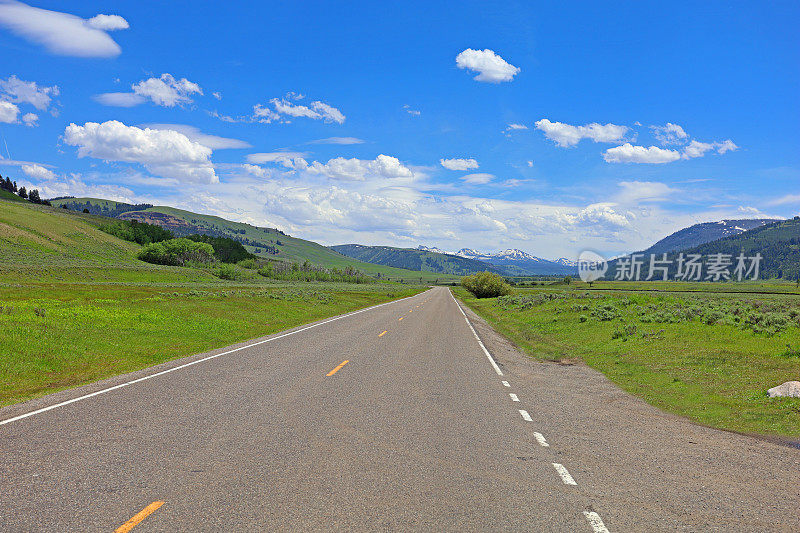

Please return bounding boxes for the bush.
[461,272,513,298]
[237,258,257,269]
[137,238,215,266]
[213,263,241,280]
[186,234,254,263]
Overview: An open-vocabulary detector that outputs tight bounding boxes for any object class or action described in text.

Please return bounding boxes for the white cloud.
[0,75,59,110]
[21,111,37,126]
[461,173,494,184]
[404,104,420,116]
[0,1,128,57]
[603,143,681,164]
[95,74,203,108]
[21,163,55,180]
[527,160,533,167]
[86,14,128,31]
[133,74,202,107]
[63,120,218,184]
[535,119,629,147]
[504,123,528,134]
[93,92,145,107]
[455,48,520,83]
[212,92,222,100]
[615,181,679,203]
[247,151,308,165]
[651,123,688,145]
[715,139,738,154]
[0,100,19,123]
[440,158,479,171]
[307,137,365,145]
[141,124,250,150]
[269,97,345,124]
[306,155,413,181]
[767,194,800,207]
[21,173,136,203]
[681,140,714,159]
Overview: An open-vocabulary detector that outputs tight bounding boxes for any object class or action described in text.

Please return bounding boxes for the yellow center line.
[378,330,387,337]
[326,360,349,377]
[115,501,164,533]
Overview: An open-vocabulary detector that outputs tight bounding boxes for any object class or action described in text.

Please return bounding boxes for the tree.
[27,189,41,204]
[17,186,27,199]
[82,208,89,213]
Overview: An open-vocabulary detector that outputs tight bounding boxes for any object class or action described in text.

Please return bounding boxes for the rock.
[767,381,800,398]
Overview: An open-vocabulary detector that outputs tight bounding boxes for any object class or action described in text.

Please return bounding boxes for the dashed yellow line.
[326,360,349,376]
[398,317,404,321]
[378,330,387,337]
[115,501,164,533]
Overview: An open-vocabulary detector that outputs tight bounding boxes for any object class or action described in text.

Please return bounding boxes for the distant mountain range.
[452,247,577,275]
[331,244,504,276]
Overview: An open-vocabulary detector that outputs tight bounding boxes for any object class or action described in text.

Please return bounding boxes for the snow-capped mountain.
[454,248,577,275]
[642,219,779,255]
[554,258,578,267]
[416,245,451,255]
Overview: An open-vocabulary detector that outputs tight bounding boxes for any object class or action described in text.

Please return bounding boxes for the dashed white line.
[533,432,550,447]
[583,511,610,533]
[449,291,503,376]
[552,463,577,485]
[501,380,510,387]
[0,290,431,427]
[518,409,532,422]
[509,393,520,402]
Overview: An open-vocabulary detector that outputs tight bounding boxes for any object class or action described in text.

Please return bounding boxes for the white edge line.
[0,289,432,426]
[448,290,503,376]
[533,432,550,447]
[518,409,532,422]
[552,463,577,485]
[583,511,610,533]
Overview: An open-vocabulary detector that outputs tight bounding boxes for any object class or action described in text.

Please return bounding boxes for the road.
[1,286,798,531]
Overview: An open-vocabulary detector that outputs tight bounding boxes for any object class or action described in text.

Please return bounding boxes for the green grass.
[0,281,425,406]
[0,189,26,203]
[454,284,800,438]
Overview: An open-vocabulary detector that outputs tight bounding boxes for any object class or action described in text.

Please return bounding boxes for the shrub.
[186,234,255,263]
[137,238,215,266]
[214,263,241,280]
[461,272,513,298]
[238,258,257,269]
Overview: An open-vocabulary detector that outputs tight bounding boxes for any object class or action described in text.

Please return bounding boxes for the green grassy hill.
[331,244,501,275]
[0,199,214,283]
[0,189,26,203]
[56,198,455,282]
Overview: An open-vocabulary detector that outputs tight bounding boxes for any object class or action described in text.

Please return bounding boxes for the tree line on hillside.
[57,199,154,217]
[1,175,51,206]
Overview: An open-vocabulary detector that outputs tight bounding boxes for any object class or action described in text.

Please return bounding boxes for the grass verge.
[454,284,800,438]
[0,281,425,406]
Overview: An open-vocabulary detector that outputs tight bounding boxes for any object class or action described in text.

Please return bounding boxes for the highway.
[1,286,798,531]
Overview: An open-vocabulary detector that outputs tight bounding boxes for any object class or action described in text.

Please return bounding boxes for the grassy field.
[454,282,800,438]
[0,281,424,406]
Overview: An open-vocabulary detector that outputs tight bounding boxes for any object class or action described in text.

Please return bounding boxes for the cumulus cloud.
[715,140,738,154]
[0,100,19,123]
[141,124,250,150]
[603,143,681,164]
[96,74,203,108]
[247,151,308,165]
[21,173,136,203]
[440,158,479,171]
[306,155,413,181]
[21,163,54,180]
[0,1,128,57]
[681,140,714,159]
[63,120,217,184]
[21,111,37,126]
[455,48,520,83]
[86,14,129,31]
[268,97,345,124]
[535,119,629,147]
[0,75,59,111]
[651,123,688,145]
[460,173,494,184]
[307,137,364,145]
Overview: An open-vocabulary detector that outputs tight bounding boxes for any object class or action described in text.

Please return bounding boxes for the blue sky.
[0,0,798,259]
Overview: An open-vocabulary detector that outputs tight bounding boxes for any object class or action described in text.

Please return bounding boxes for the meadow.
[455,282,800,438]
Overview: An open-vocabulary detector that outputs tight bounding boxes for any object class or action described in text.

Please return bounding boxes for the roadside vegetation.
[462,271,513,298]
[454,282,800,438]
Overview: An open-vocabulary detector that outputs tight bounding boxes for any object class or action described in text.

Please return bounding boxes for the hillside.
[607,217,800,280]
[331,244,501,276]
[0,199,213,283]
[58,198,453,282]
[642,219,777,254]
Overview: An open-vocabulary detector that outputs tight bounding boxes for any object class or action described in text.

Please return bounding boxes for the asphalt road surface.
[1,286,798,531]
